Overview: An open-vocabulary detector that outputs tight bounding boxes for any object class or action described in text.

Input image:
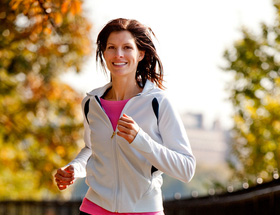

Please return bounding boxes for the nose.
[115,48,124,57]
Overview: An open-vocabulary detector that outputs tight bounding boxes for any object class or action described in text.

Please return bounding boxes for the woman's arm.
[54,117,92,191]
[66,118,92,178]
[117,98,196,183]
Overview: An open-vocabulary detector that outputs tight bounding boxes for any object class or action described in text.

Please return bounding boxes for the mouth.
[113,62,127,66]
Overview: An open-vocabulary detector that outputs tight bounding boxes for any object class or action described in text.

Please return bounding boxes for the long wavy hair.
[96,18,165,89]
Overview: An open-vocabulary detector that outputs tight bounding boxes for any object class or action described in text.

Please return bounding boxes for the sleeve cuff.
[130,128,153,154]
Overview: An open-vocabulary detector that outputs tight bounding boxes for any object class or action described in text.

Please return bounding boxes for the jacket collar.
[86,80,156,97]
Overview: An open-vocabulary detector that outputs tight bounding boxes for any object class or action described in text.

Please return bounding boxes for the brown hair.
[96,18,164,89]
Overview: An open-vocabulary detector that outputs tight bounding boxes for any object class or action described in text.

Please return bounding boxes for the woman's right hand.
[54,165,75,190]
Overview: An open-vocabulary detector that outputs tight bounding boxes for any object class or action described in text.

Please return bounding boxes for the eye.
[124,46,133,50]
[107,46,115,50]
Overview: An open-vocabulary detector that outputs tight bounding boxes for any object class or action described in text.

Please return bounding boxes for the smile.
[113,62,127,66]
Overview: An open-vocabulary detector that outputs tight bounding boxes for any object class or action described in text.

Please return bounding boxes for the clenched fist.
[54,165,75,190]
[117,114,140,143]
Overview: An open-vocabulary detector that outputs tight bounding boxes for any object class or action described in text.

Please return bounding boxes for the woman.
[54,18,196,215]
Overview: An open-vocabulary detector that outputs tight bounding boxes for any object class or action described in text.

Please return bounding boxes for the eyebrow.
[106,42,134,46]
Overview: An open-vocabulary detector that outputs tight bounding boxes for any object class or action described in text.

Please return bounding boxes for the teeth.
[113,62,126,65]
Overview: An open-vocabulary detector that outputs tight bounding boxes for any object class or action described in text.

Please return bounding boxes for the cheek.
[103,52,110,61]
[130,53,141,63]
[104,49,116,57]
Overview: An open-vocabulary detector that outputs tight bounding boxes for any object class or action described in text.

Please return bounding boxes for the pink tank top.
[80,198,164,215]
[80,99,163,215]
[100,98,130,131]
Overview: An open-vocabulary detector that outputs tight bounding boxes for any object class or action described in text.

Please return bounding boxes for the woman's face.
[103,31,145,81]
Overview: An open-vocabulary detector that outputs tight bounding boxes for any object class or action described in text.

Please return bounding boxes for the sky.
[62,0,275,129]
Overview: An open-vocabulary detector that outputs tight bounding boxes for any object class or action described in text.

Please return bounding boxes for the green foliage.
[0,0,92,199]
[223,1,280,186]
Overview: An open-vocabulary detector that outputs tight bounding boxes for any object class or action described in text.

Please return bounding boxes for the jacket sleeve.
[66,100,92,178]
[130,97,196,183]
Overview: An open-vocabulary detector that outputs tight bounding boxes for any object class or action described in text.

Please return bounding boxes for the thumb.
[122,113,130,118]
[65,165,74,173]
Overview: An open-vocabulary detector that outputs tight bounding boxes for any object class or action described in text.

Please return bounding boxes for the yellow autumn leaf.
[61,0,70,14]
[53,12,63,27]
[245,104,256,117]
[34,24,43,34]
[246,133,256,143]
[275,77,280,86]
[9,0,23,10]
[272,120,280,132]
[70,0,81,15]
[56,146,66,156]
[43,26,52,34]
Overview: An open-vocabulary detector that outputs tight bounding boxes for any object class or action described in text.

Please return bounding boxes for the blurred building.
[182,113,228,166]
[181,113,229,166]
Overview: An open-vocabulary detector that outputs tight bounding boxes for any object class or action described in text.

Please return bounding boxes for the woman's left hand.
[117,114,140,143]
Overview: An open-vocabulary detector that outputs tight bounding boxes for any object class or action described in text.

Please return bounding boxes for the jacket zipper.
[112,96,140,212]
[94,94,140,212]
[111,131,116,139]
[94,96,120,211]
[113,134,120,212]
[95,96,116,138]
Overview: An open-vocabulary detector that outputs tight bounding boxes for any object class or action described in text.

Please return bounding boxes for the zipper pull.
[111,131,116,139]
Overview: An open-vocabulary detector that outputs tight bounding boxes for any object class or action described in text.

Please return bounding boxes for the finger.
[55,174,74,183]
[57,168,74,178]
[117,123,132,133]
[57,184,68,190]
[56,178,74,186]
[122,113,132,119]
[119,114,134,122]
[122,113,130,118]
[55,171,74,182]
[55,176,75,183]
[117,131,134,143]
[118,118,135,129]
[117,125,138,143]
[55,176,74,184]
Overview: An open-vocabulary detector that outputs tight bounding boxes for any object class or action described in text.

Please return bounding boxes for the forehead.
[107,31,136,45]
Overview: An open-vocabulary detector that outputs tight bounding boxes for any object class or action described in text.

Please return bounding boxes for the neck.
[106,79,142,101]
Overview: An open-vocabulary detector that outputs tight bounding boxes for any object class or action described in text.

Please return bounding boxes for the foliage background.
[0,0,92,200]
[223,0,280,188]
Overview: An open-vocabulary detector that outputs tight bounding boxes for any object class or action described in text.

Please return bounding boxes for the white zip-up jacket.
[68,80,196,213]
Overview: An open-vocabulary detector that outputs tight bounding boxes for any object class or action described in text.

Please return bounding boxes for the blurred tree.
[223,1,280,188]
[0,0,92,199]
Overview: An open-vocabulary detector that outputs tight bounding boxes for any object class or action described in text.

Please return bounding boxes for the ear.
[138,50,145,62]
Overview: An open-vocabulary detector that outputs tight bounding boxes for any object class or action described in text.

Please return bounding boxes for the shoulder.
[145,88,178,124]
[87,82,112,97]
[81,83,112,103]
[148,87,171,105]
